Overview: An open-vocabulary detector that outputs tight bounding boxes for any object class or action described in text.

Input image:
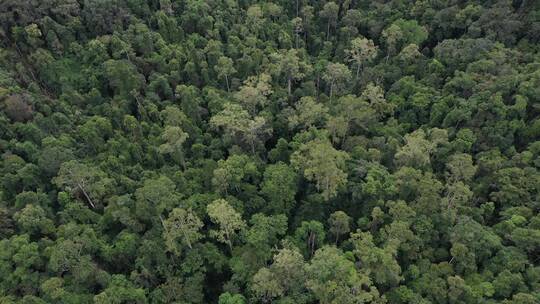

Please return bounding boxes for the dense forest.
[0,0,539,303]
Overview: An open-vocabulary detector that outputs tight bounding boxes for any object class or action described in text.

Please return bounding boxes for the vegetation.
[1,0,539,303]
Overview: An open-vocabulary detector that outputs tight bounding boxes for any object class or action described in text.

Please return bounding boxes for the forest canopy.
[0,0,540,303]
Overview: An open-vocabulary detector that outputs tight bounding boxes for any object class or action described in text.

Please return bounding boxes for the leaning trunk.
[77,183,95,208]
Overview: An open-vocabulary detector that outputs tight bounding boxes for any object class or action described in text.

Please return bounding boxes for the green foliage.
[260,162,298,215]
[163,208,203,253]
[218,292,246,304]
[291,139,349,201]
[207,199,246,251]
[1,0,539,302]
[53,161,114,209]
[306,246,382,304]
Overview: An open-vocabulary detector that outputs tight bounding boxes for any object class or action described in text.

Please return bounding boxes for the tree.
[292,17,303,48]
[294,220,326,257]
[251,247,307,303]
[53,161,113,209]
[450,216,502,274]
[306,246,381,304]
[14,204,54,235]
[346,37,378,78]
[175,85,203,124]
[322,63,351,98]
[394,129,435,170]
[212,154,258,195]
[325,116,349,144]
[158,126,189,168]
[251,267,284,302]
[328,211,351,244]
[0,206,14,239]
[207,199,246,252]
[3,94,33,122]
[382,24,402,57]
[163,208,203,253]
[361,83,395,119]
[103,59,145,97]
[215,56,236,92]
[446,153,476,183]
[218,293,246,304]
[350,230,403,287]
[234,74,273,115]
[245,213,287,252]
[270,49,311,96]
[135,176,181,224]
[0,234,42,296]
[260,162,298,215]
[270,248,306,293]
[78,116,113,153]
[94,275,146,304]
[382,19,428,56]
[210,103,272,154]
[161,106,188,127]
[320,2,339,40]
[246,4,264,33]
[332,94,376,136]
[288,96,329,130]
[37,145,74,177]
[291,139,349,200]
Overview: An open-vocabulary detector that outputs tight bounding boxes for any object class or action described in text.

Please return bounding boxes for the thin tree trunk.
[308,232,316,256]
[225,74,230,92]
[287,77,292,96]
[225,230,233,253]
[326,21,330,40]
[316,75,320,97]
[182,229,192,249]
[250,139,256,155]
[77,183,95,208]
[160,215,167,232]
[180,154,186,171]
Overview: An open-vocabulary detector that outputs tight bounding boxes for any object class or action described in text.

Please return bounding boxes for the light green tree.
[212,154,258,195]
[346,37,378,78]
[288,96,329,130]
[270,49,311,96]
[322,63,351,98]
[158,126,189,168]
[306,246,382,304]
[207,199,246,252]
[210,103,272,154]
[394,129,435,169]
[291,139,349,200]
[328,211,351,244]
[260,162,298,215]
[163,208,203,253]
[53,161,114,209]
[215,56,236,92]
[320,2,339,40]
